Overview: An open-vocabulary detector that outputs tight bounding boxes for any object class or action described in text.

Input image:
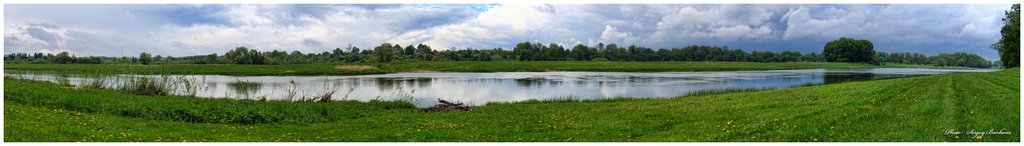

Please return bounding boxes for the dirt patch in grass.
[334,65,377,71]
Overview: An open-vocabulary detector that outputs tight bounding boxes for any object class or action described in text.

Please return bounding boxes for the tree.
[928,52,992,68]
[570,44,595,61]
[206,53,218,64]
[994,4,1020,68]
[54,52,73,64]
[513,42,536,61]
[373,43,396,63]
[139,52,153,65]
[223,47,266,64]
[539,43,566,61]
[824,37,879,65]
[416,44,433,61]
[404,45,416,59]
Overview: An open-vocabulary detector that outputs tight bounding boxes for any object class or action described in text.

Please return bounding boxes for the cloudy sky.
[3,4,1013,60]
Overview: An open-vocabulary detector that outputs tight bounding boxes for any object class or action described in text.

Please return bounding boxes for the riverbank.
[4,68,1017,142]
[3,61,974,76]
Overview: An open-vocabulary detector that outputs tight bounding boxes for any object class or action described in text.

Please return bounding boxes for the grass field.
[4,68,1017,142]
[3,61,972,76]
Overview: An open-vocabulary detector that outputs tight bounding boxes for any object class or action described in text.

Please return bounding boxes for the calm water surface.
[5,68,992,107]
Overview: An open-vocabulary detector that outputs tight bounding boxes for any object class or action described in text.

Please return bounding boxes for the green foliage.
[223,47,266,64]
[927,52,992,68]
[54,52,73,64]
[879,52,992,68]
[205,53,218,64]
[139,52,152,65]
[372,43,397,63]
[5,79,415,125]
[569,44,598,61]
[5,41,993,68]
[994,4,1020,68]
[824,37,879,65]
[117,75,175,96]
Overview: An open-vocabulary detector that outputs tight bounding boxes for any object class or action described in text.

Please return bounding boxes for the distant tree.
[13,55,23,63]
[404,45,416,59]
[779,51,801,62]
[539,43,566,61]
[139,52,153,65]
[824,37,879,65]
[513,42,536,61]
[569,44,595,61]
[994,4,1020,68]
[54,52,73,64]
[373,43,396,63]
[223,47,267,64]
[416,44,433,61]
[928,52,992,68]
[206,53,218,64]
[799,53,821,62]
[332,48,345,62]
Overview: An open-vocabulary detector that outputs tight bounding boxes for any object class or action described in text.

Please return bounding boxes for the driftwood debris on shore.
[422,98,472,112]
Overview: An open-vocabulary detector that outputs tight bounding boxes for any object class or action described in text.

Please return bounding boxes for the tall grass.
[175,76,207,97]
[78,74,109,89]
[283,79,300,101]
[117,75,176,96]
[54,73,71,87]
[296,79,341,102]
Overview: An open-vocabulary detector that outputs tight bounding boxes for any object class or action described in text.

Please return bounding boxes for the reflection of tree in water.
[375,77,433,91]
[416,78,432,88]
[824,73,875,84]
[228,80,262,99]
[513,78,565,88]
[823,72,918,84]
[514,78,544,88]
[375,78,397,90]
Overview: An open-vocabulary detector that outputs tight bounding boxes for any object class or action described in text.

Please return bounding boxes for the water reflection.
[5,68,992,107]
[228,80,262,99]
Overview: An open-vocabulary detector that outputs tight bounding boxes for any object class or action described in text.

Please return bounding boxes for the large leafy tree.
[373,43,396,63]
[824,37,879,65]
[138,52,152,65]
[223,47,266,64]
[54,52,73,64]
[994,4,1020,68]
[513,42,536,61]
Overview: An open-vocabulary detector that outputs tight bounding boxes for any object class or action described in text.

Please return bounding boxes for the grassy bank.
[4,61,972,76]
[4,68,1017,142]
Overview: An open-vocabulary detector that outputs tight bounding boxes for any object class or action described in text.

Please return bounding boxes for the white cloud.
[600,25,632,44]
[3,4,1011,60]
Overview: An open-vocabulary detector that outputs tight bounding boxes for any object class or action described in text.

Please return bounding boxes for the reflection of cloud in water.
[5,68,995,107]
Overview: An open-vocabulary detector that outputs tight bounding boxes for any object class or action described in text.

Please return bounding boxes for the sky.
[3,4,1013,60]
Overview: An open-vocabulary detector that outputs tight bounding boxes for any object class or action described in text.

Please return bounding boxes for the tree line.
[4,40,996,68]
